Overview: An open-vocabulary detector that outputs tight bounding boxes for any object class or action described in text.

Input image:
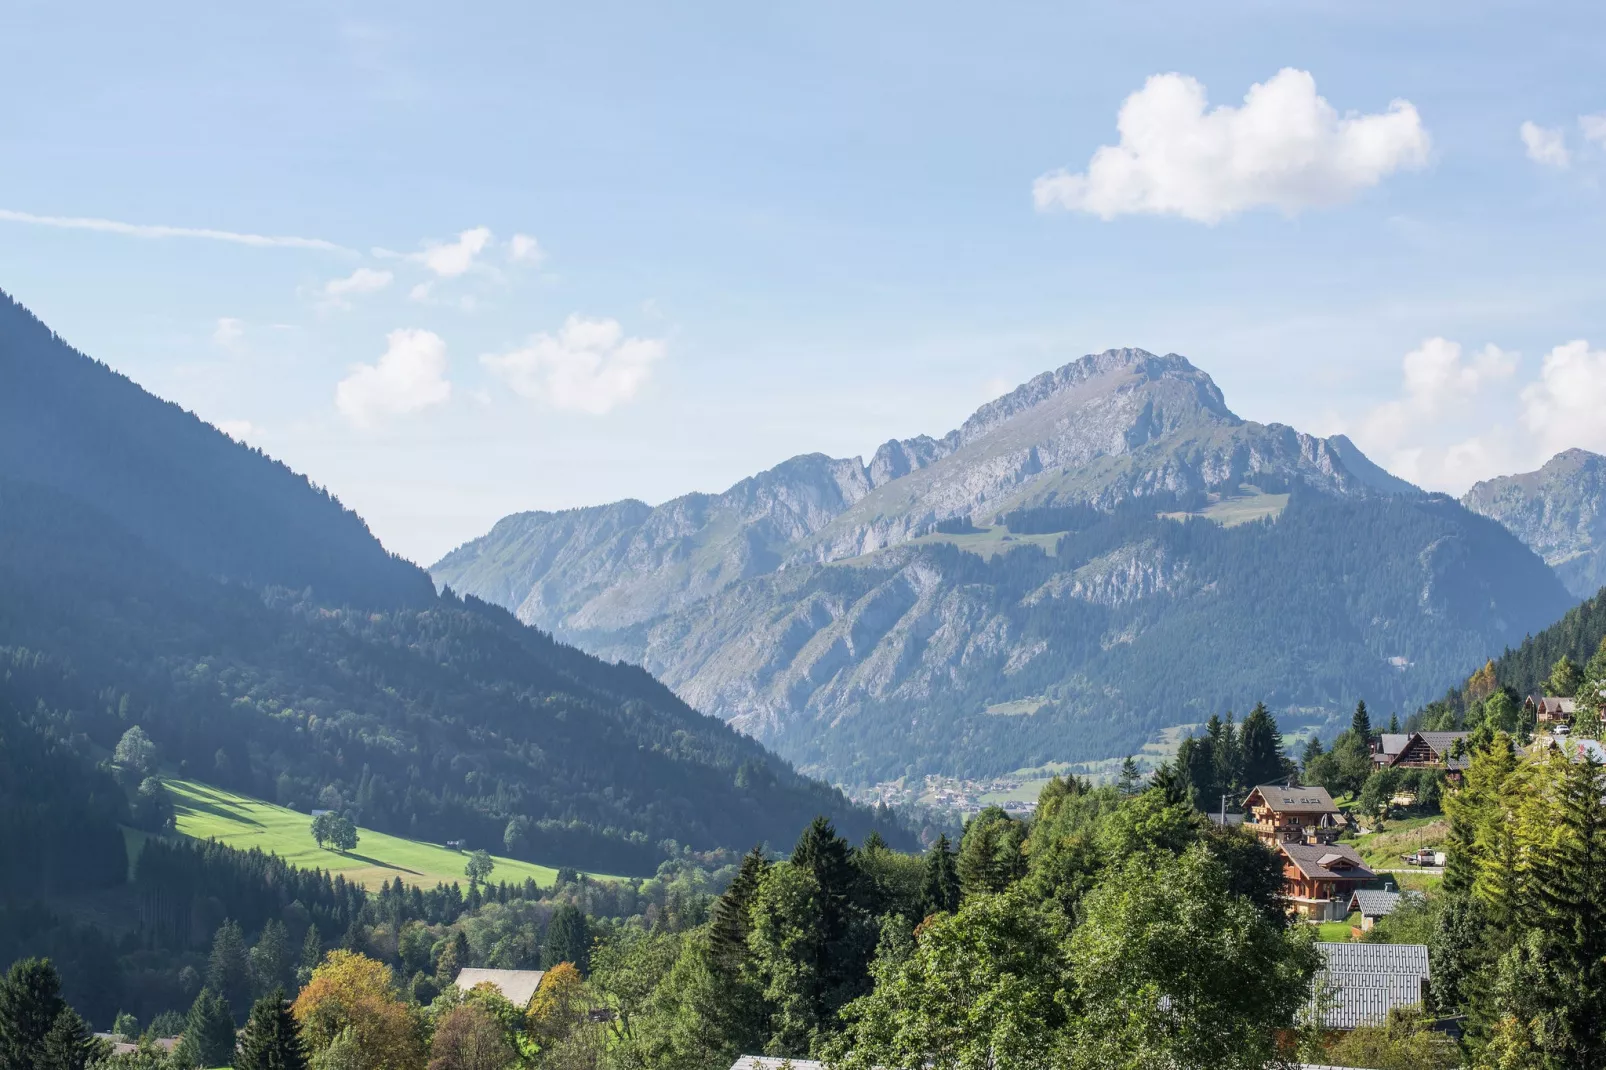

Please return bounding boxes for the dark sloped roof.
[1246,784,1340,813]
[1347,888,1424,918]
[1313,942,1430,1029]
[1377,734,1410,756]
[1281,842,1375,882]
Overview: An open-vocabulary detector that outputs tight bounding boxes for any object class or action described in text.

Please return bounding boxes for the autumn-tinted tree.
[428,1003,513,1070]
[291,950,425,1070]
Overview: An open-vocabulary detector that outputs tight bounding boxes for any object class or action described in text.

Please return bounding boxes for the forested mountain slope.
[0,296,901,876]
[0,289,432,609]
[436,349,1574,784]
[1463,448,1606,600]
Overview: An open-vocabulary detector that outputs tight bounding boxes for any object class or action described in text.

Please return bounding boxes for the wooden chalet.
[1528,695,1576,727]
[1242,784,1346,847]
[1280,842,1376,920]
[1383,731,1469,777]
[1370,733,1410,768]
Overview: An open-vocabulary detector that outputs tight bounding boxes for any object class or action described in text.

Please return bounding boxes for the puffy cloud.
[481,315,665,415]
[1521,340,1606,457]
[509,233,544,263]
[1520,121,1570,168]
[335,328,452,428]
[1033,68,1430,223]
[213,317,245,349]
[415,227,492,277]
[1348,337,1521,490]
[323,266,394,301]
[1581,114,1606,147]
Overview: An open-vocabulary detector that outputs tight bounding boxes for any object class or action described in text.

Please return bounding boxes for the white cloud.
[213,317,245,349]
[409,281,434,302]
[1521,340,1606,457]
[415,227,492,277]
[335,328,452,428]
[481,315,666,415]
[1520,121,1570,168]
[1349,337,1520,489]
[509,233,544,263]
[323,266,394,300]
[0,207,349,252]
[1033,68,1430,223]
[216,420,257,442]
[1581,114,1606,147]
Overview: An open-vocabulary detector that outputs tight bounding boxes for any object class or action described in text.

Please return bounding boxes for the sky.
[3,0,1605,565]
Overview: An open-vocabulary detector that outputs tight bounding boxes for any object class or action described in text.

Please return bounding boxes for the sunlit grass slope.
[168,779,620,890]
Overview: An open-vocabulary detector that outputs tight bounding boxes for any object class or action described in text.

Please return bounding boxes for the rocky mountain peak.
[1463,449,1606,599]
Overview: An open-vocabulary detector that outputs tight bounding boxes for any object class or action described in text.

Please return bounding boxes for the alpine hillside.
[1463,448,1606,600]
[0,290,902,879]
[434,349,1574,785]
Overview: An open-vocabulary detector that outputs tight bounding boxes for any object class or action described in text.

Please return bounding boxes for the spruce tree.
[0,957,67,1070]
[206,919,252,1015]
[1387,713,1401,734]
[544,904,592,974]
[1534,753,1606,1063]
[234,989,307,1070]
[710,846,768,971]
[1239,703,1286,790]
[790,816,859,941]
[1351,700,1373,740]
[296,926,321,988]
[919,834,961,916]
[39,1007,93,1070]
[1116,756,1140,796]
[175,989,235,1070]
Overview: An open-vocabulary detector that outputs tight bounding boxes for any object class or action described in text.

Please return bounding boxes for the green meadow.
[167,779,620,891]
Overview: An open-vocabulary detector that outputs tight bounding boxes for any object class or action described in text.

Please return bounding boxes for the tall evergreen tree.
[710,846,768,971]
[0,958,67,1070]
[234,988,307,1070]
[206,919,252,1015]
[1116,756,1141,796]
[544,904,593,974]
[1300,735,1324,778]
[1549,655,1584,699]
[791,816,859,940]
[175,989,235,1070]
[1387,713,1401,734]
[1351,700,1373,740]
[919,834,961,916]
[1239,703,1286,790]
[956,808,1025,897]
[39,1007,93,1070]
[1533,753,1606,1064]
[250,920,291,1000]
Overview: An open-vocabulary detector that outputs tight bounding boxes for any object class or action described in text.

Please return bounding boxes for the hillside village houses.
[1368,730,1470,780]
[1242,785,1377,921]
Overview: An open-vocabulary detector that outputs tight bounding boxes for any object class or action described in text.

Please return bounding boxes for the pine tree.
[1549,655,1584,699]
[234,989,307,1070]
[544,905,591,974]
[250,920,291,999]
[710,846,768,971]
[1300,735,1324,777]
[39,1007,93,1070]
[1387,713,1401,734]
[1533,752,1606,1063]
[790,816,859,942]
[1116,756,1140,796]
[207,919,252,1014]
[0,957,67,1070]
[919,834,961,916]
[175,989,235,1070]
[1239,703,1286,790]
[296,926,321,987]
[1351,700,1373,740]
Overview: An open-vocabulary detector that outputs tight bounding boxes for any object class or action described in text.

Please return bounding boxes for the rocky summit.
[434,348,1570,785]
[1463,448,1606,600]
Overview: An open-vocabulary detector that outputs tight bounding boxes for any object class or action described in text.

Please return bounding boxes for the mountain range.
[433,348,1575,786]
[0,290,901,875]
[1463,448,1606,601]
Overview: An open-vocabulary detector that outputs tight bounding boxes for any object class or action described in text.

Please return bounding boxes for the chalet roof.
[454,968,546,1008]
[1281,842,1375,882]
[1377,734,1410,756]
[1245,784,1340,814]
[1347,888,1424,919]
[1415,731,1469,754]
[1313,942,1430,1029]
[1538,696,1577,714]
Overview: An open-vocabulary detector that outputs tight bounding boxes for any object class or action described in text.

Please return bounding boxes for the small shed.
[1312,942,1430,1030]
[454,967,547,1009]
[1346,888,1425,932]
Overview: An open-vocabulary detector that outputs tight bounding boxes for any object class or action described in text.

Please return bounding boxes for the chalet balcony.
[1243,820,1341,845]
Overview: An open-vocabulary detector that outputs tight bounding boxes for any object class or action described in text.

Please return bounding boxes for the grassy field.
[1160,486,1290,529]
[167,780,620,891]
[976,722,1206,806]
[1347,816,1449,869]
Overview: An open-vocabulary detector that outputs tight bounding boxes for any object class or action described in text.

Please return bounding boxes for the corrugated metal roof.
[1313,942,1430,1030]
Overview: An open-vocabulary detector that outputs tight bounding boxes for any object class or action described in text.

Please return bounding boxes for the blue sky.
[4,1,1605,564]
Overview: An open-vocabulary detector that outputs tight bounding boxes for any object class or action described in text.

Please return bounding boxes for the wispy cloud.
[0,208,352,252]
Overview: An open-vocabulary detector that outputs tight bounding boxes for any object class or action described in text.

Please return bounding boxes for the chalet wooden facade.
[1527,695,1576,726]
[1280,842,1376,920]
[1242,784,1345,847]
[1386,731,1469,775]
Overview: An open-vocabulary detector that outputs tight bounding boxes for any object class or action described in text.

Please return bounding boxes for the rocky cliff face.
[1463,449,1606,599]
[434,349,1573,784]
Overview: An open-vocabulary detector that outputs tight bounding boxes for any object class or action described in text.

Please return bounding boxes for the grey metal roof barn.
[1348,889,1424,919]
[1313,942,1430,1029]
